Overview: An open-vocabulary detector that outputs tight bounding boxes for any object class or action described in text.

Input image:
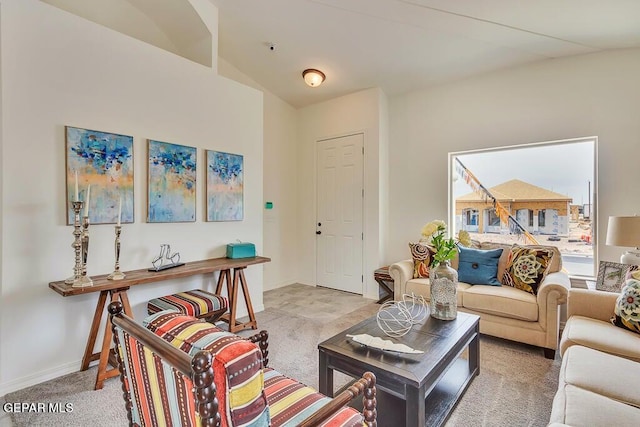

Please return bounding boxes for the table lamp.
[606,215,640,265]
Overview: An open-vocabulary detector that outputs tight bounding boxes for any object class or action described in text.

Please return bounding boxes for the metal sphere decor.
[376,293,429,338]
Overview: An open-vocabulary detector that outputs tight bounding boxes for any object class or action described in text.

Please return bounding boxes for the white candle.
[74,171,79,201]
[117,196,122,226]
[84,185,91,217]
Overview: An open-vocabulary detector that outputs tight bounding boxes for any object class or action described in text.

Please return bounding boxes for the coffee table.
[318,311,480,426]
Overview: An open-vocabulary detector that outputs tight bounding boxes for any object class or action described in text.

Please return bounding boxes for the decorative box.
[226,242,256,259]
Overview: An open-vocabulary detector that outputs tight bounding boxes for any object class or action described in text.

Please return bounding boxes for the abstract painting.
[206,150,243,221]
[66,126,134,225]
[147,140,196,223]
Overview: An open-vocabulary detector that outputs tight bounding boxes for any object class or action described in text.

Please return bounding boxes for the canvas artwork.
[207,150,243,221]
[66,126,134,225]
[147,140,197,223]
[596,261,631,292]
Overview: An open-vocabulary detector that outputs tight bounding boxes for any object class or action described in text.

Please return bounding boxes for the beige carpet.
[4,284,561,426]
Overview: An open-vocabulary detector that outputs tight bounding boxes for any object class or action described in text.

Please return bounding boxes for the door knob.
[316,231,322,235]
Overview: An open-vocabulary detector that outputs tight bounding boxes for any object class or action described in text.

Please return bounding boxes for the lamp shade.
[606,216,640,247]
[302,69,325,87]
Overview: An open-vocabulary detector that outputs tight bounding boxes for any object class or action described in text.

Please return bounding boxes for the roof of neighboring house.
[456,179,573,203]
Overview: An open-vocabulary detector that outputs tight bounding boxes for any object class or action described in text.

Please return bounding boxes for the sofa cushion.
[263,368,362,426]
[550,383,640,426]
[457,245,503,286]
[502,245,554,295]
[560,315,640,362]
[405,278,471,305]
[409,242,434,278]
[462,285,538,321]
[611,278,640,334]
[561,345,640,408]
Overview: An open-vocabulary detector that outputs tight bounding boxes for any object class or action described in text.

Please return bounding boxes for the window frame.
[448,137,598,278]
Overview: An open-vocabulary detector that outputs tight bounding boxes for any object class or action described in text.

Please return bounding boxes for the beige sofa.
[549,289,640,426]
[389,243,570,358]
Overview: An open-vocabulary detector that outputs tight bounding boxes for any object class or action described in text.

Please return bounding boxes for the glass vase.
[430,260,458,320]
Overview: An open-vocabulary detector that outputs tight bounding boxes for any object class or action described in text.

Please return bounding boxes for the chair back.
[109,302,220,427]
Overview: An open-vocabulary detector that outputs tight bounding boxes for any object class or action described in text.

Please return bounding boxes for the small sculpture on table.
[376,293,428,338]
[149,244,185,272]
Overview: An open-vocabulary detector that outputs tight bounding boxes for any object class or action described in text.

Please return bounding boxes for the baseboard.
[0,359,81,398]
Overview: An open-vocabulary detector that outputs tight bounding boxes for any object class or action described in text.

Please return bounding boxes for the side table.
[374,266,394,304]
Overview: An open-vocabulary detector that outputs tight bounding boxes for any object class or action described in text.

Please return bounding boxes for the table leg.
[318,351,333,397]
[406,385,426,427]
[94,288,130,390]
[375,278,393,304]
[469,324,480,376]
[80,290,108,371]
[237,268,257,330]
[221,267,258,333]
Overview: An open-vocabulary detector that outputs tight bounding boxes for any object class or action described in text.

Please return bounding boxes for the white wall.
[388,48,640,266]
[297,88,388,300]
[0,0,263,395]
[218,59,299,290]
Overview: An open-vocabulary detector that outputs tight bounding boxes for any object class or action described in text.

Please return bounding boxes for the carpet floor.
[5,284,561,426]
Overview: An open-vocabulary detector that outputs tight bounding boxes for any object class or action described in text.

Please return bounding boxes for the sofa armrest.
[536,271,571,349]
[537,271,571,306]
[389,259,413,301]
[567,288,619,322]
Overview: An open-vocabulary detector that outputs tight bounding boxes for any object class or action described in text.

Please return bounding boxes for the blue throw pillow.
[457,245,503,286]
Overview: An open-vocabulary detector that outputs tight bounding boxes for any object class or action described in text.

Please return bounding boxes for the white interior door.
[316,134,364,294]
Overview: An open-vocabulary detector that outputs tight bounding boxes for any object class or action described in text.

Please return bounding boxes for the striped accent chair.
[147,289,228,323]
[109,302,377,427]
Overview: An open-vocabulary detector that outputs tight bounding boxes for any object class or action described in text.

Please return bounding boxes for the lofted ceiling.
[211,0,640,107]
[40,1,640,109]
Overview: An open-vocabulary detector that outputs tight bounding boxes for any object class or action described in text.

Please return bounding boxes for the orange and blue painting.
[66,126,134,225]
[207,150,243,221]
[148,140,196,223]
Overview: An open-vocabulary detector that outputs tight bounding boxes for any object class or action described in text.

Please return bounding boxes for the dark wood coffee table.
[318,311,480,427]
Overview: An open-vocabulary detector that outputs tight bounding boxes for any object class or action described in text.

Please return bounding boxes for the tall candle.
[84,185,91,217]
[117,196,122,226]
[74,171,79,201]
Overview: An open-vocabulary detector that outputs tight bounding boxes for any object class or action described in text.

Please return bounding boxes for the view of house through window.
[450,138,596,277]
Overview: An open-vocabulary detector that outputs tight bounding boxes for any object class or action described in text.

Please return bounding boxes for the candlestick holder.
[81,216,91,276]
[107,225,126,280]
[65,202,93,287]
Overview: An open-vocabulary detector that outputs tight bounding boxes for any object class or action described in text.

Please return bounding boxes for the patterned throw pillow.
[611,278,640,334]
[409,243,434,279]
[502,245,554,295]
[625,265,640,281]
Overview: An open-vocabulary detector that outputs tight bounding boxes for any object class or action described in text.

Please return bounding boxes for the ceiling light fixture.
[302,69,326,87]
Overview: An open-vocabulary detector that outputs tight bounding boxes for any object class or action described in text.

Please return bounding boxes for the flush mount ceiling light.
[302,69,326,87]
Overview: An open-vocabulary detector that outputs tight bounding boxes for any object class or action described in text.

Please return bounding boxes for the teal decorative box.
[226,242,256,259]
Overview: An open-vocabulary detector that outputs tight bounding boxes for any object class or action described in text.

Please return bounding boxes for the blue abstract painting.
[66,126,134,225]
[148,140,196,223]
[207,150,243,221]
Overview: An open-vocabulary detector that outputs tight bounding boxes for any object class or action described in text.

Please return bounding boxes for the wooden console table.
[49,256,270,390]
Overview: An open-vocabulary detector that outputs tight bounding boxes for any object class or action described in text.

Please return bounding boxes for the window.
[463,209,478,226]
[487,209,500,227]
[450,138,596,277]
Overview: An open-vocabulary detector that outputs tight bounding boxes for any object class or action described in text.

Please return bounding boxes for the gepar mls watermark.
[3,402,74,413]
